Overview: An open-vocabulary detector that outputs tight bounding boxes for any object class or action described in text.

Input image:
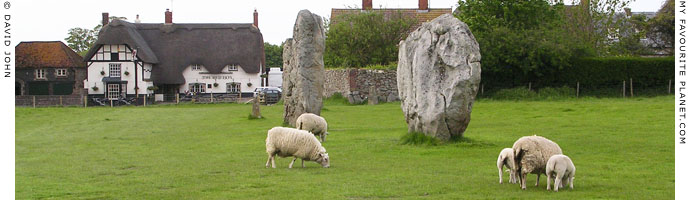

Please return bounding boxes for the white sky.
[13,0,667,45]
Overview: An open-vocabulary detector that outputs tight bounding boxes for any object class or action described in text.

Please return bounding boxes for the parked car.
[253,87,282,97]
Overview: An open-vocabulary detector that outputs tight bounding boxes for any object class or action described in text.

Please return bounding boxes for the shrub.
[562,57,674,87]
[537,86,575,99]
[491,87,537,100]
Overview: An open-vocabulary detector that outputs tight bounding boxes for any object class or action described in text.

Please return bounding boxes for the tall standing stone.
[282,10,326,126]
[397,14,481,141]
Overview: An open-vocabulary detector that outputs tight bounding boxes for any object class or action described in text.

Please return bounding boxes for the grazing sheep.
[497,148,518,184]
[512,135,563,190]
[296,113,329,142]
[265,127,330,168]
[546,155,576,192]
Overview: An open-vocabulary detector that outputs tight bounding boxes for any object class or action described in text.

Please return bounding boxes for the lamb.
[512,135,563,190]
[497,148,518,184]
[546,155,576,192]
[265,127,330,168]
[296,113,329,142]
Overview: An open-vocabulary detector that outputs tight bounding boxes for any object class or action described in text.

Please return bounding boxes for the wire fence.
[477,79,673,99]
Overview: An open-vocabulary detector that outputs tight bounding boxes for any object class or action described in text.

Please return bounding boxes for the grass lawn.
[16,96,673,199]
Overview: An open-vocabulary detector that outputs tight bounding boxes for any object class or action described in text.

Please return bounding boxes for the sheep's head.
[316,152,330,168]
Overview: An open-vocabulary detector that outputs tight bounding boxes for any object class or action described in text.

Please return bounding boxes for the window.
[190,83,206,93]
[191,65,203,71]
[35,69,46,79]
[227,82,241,93]
[56,69,67,77]
[109,63,121,77]
[107,84,120,99]
[228,65,238,71]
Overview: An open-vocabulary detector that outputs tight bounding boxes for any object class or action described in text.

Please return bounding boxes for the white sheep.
[295,113,329,142]
[512,135,563,190]
[546,154,576,192]
[497,148,518,184]
[265,127,330,168]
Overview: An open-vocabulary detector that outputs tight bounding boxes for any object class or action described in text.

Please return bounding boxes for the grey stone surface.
[397,14,481,141]
[323,69,399,103]
[282,10,326,126]
[252,96,261,118]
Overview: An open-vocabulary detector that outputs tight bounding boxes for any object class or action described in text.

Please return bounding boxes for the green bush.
[562,57,673,87]
[491,87,537,100]
[537,86,575,99]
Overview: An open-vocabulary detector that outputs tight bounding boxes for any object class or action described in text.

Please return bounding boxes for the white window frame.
[192,65,203,71]
[227,82,241,93]
[107,84,120,100]
[109,63,121,77]
[228,65,238,71]
[35,69,46,79]
[56,68,67,77]
[190,83,206,93]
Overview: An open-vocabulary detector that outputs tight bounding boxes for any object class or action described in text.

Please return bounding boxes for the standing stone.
[282,10,326,126]
[252,96,261,118]
[368,86,379,105]
[397,14,481,141]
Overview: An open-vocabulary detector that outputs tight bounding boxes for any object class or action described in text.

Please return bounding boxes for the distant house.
[83,9,266,102]
[15,41,86,96]
[330,0,452,31]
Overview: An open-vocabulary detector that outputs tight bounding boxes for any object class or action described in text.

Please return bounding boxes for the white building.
[84,9,266,102]
[267,67,282,88]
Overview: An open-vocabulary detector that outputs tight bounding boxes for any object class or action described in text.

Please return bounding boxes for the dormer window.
[35,69,46,79]
[56,69,67,77]
[192,65,203,71]
[228,65,238,71]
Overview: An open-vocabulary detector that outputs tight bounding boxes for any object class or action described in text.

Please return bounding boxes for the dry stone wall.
[323,69,399,104]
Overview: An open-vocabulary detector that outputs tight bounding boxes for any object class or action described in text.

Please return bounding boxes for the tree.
[563,0,636,55]
[65,16,128,56]
[324,11,416,67]
[264,42,283,68]
[455,0,576,86]
[65,27,96,56]
[647,0,674,54]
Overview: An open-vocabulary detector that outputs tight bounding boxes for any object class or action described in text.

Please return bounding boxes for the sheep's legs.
[535,174,540,186]
[289,157,297,168]
[546,174,552,190]
[498,166,504,184]
[520,173,527,190]
[265,154,272,168]
[271,155,276,168]
[554,173,563,192]
[569,177,574,189]
[301,159,305,168]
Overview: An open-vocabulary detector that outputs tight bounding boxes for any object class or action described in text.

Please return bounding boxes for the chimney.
[362,0,372,10]
[135,14,141,23]
[624,8,632,17]
[419,0,428,10]
[165,9,172,24]
[102,12,109,26]
[253,9,259,28]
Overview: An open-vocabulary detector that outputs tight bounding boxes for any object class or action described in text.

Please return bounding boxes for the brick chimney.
[253,9,259,28]
[165,9,172,24]
[362,0,372,10]
[102,12,109,26]
[419,0,428,10]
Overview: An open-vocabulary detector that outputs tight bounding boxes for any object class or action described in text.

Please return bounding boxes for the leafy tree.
[65,16,127,56]
[563,0,636,55]
[647,0,674,54]
[325,11,416,67]
[264,42,283,68]
[455,0,576,86]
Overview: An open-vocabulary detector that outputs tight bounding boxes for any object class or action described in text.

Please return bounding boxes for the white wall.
[179,64,261,94]
[85,44,150,96]
[268,67,282,88]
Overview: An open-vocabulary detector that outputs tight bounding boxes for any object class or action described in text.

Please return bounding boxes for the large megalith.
[282,10,326,126]
[397,14,481,141]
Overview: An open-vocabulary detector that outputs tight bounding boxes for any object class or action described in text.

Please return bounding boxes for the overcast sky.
[13,0,667,45]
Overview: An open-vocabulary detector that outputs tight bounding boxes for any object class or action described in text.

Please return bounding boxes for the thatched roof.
[84,19,265,84]
[16,41,85,68]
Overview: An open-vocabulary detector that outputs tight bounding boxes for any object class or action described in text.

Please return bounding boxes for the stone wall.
[324,69,399,104]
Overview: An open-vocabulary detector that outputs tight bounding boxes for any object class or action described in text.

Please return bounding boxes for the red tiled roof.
[330,8,452,30]
[15,41,85,68]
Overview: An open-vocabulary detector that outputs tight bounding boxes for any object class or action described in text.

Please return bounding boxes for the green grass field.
[16,96,673,199]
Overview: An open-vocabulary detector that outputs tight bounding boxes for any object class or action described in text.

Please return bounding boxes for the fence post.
[144,95,147,107]
[110,100,113,107]
[176,93,180,104]
[84,96,87,107]
[481,84,484,96]
[528,82,532,91]
[32,96,36,108]
[669,79,672,94]
[623,80,626,98]
[576,82,579,98]
[59,96,63,106]
[630,78,633,98]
